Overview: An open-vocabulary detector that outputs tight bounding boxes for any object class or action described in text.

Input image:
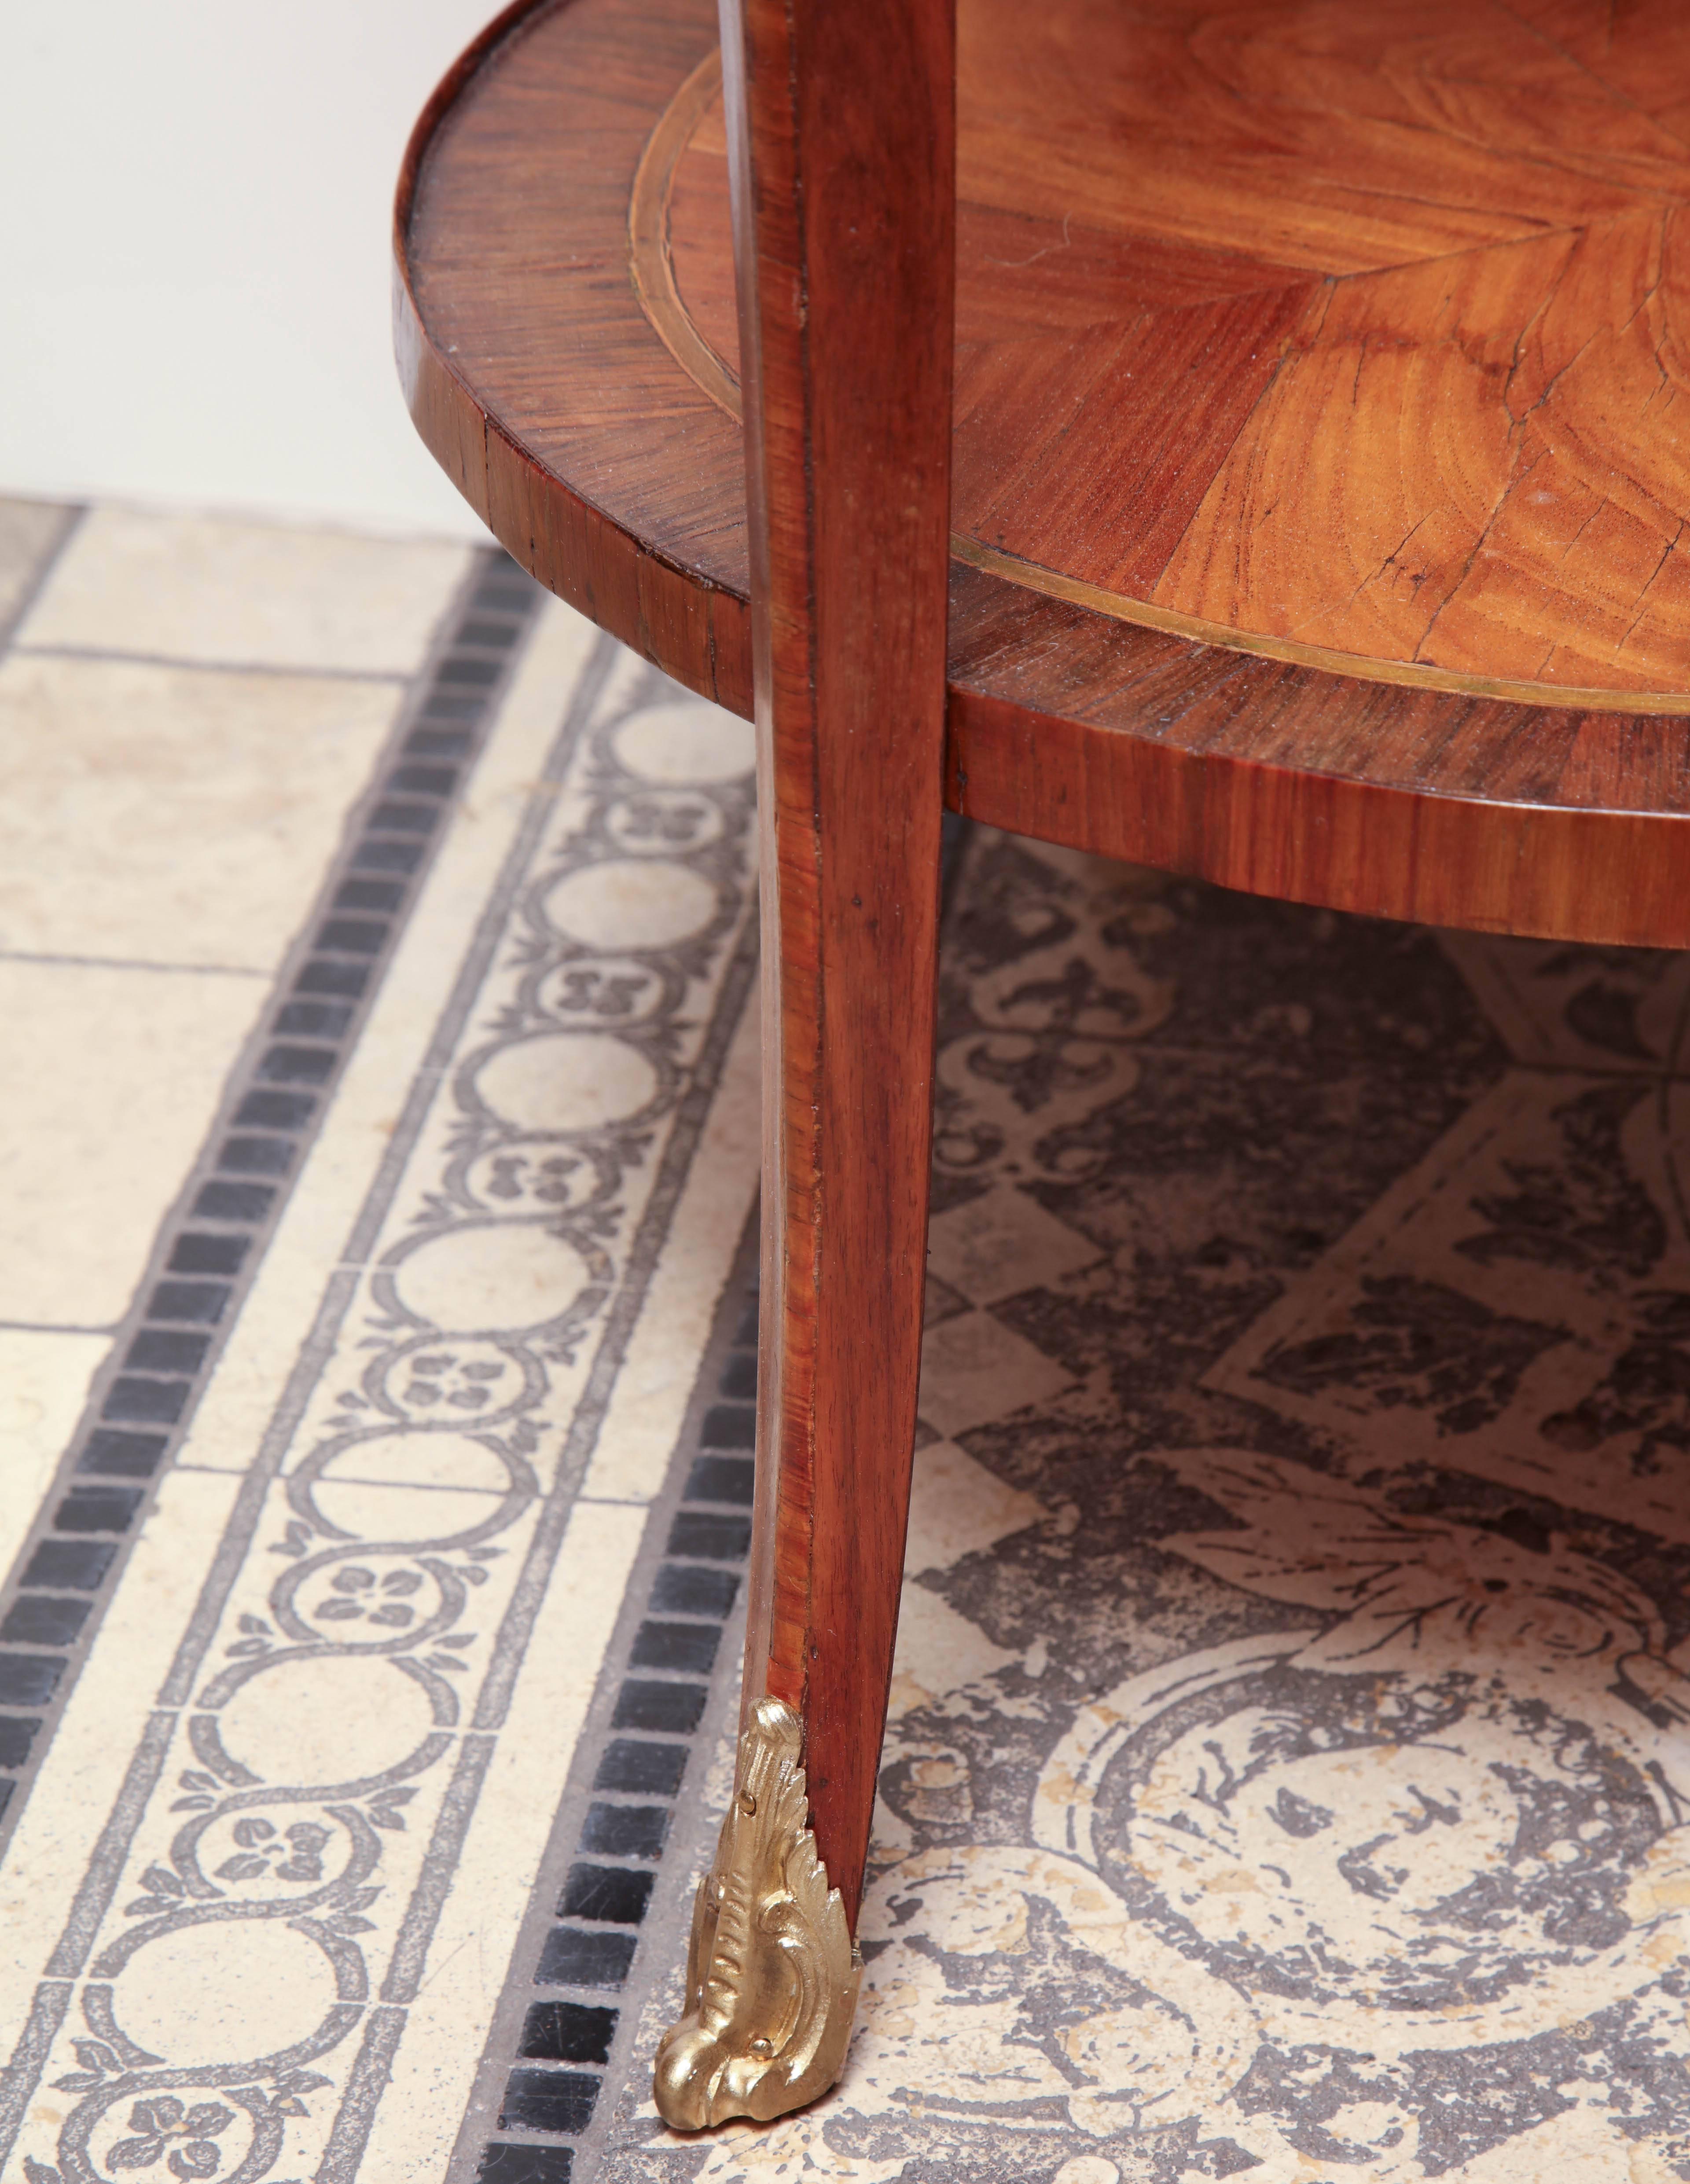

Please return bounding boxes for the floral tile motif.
[1438,931,1690,1078]
[597,833,1690,2184]
[0,634,760,2184]
[1208,1069,1690,1542]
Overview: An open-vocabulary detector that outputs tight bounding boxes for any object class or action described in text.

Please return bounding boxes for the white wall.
[1,0,501,539]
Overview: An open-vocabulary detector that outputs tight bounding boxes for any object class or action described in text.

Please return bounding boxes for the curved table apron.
[396,0,1690,945]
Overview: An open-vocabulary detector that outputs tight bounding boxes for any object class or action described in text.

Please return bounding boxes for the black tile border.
[0,547,547,1859]
[446,811,975,2184]
[445,1211,762,2184]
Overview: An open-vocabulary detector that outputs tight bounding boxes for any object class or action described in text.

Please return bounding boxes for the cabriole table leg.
[648,0,955,2132]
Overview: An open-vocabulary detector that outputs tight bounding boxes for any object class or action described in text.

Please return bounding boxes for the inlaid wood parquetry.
[651,0,1690,710]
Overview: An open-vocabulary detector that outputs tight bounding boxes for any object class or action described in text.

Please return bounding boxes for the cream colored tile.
[927,1183,1102,1307]
[345,1494,648,2182]
[0,1327,110,1573]
[18,505,471,674]
[173,599,603,1473]
[0,496,71,632]
[0,652,401,967]
[904,1439,1047,1577]
[610,694,757,786]
[0,959,261,1325]
[917,1309,1075,1439]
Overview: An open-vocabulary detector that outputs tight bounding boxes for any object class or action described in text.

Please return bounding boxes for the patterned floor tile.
[10,496,1690,2184]
[584,830,1690,2184]
[1440,931,1690,1077]
[0,571,762,2184]
[1208,1068,1690,1542]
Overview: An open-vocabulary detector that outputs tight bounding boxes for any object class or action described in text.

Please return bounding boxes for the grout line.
[11,642,415,684]
[0,1321,118,1338]
[166,1467,542,1498]
[0,949,270,978]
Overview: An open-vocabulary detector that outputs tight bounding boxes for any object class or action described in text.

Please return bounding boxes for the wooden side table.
[396,0,1690,2129]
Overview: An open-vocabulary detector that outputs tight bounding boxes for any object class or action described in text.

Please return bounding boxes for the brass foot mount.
[653,1695,862,2129]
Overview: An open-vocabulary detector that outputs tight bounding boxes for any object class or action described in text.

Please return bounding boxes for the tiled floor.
[580,841,1690,2184]
[0,499,762,2184]
[0,507,472,1571]
[7,496,1690,2184]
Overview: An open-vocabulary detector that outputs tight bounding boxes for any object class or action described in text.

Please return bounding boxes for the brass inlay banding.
[950,540,1690,717]
[627,48,742,424]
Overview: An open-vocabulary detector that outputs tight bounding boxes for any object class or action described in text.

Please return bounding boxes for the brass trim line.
[628,48,743,424]
[950,538,1690,718]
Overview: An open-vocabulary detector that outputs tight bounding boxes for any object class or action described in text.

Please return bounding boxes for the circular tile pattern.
[106,1918,342,2070]
[611,700,755,784]
[471,1031,661,1134]
[544,857,719,951]
[852,1845,1255,2137]
[389,1219,595,1333]
[214,1651,441,1788]
[309,1476,511,1548]
[311,1427,518,1497]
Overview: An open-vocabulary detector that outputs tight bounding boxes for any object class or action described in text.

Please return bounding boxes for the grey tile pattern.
[444,1232,759,2184]
[0,631,761,2184]
[568,833,1690,2184]
[0,551,544,1857]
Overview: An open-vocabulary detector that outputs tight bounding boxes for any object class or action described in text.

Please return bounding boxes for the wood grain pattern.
[396,0,1690,958]
[724,0,954,1927]
[396,0,753,715]
[655,0,1690,708]
[946,565,1690,944]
